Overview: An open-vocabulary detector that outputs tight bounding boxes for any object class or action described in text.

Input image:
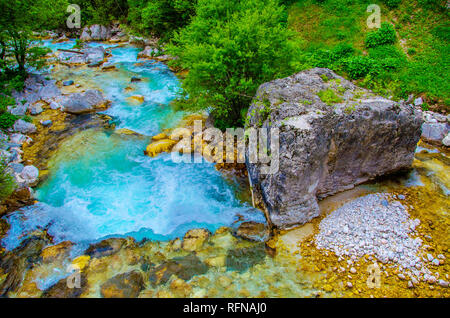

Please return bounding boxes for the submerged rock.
[148,254,209,286]
[182,228,210,252]
[85,237,131,258]
[246,68,423,229]
[62,89,109,114]
[0,234,50,296]
[42,274,88,298]
[234,222,270,242]
[100,270,145,298]
[226,244,267,272]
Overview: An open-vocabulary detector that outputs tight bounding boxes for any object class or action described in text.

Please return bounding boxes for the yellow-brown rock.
[126,95,145,105]
[41,241,73,263]
[182,228,210,252]
[145,139,177,157]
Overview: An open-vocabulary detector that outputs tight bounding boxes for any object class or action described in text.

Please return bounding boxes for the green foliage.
[73,0,129,25]
[317,88,343,106]
[0,0,54,75]
[0,112,17,130]
[0,95,15,113]
[22,115,33,123]
[128,0,196,40]
[365,23,397,48]
[168,0,298,129]
[383,0,402,9]
[0,159,15,201]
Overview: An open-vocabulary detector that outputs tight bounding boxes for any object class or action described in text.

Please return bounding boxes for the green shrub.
[0,112,18,130]
[0,95,15,113]
[22,115,33,123]
[0,159,16,201]
[365,23,397,48]
[343,56,378,79]
[317,88,343,106]
[432,24,450,41]
[383,0,402,9]
[168,0,298,129]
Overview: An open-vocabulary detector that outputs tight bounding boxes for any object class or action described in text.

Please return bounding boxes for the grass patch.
[318,88,343,106]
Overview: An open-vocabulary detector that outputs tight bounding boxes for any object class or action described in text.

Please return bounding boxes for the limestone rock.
[182,228,210,251]
[421,122,449,144]
[62,89,109,114]
[246,68,423,229]
[148,254,209,286]
[234,222,270,242]
[85,237,130,258]
[20,165,39,184]
[13,120,36,134]
[443,133,450,147]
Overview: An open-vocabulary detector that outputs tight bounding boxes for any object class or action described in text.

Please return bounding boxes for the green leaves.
[168,0,297,129]
[365,22,397,48]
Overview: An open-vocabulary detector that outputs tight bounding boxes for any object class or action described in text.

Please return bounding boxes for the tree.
[0,0,66,76]
[128,0,196,40]
[168,0,298,129]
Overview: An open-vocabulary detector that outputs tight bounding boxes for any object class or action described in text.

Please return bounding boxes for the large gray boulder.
[57,46,105,66]
[246,68,423,229]
[62,89,109,114]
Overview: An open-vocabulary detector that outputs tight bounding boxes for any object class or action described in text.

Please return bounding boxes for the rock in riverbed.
[246,68,423,229]
[62,89,110,114]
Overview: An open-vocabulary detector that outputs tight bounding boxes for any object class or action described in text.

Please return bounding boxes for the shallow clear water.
[2,40,264,250]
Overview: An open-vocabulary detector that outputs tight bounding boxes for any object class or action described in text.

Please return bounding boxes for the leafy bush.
[0,112,17,130]
[0,95,15,113]
[168,0,298,129]
[128,0,196,40]
[383,0,402,9]
[343,56,378,79]
[365,23,396,48]
[0,159,15,201]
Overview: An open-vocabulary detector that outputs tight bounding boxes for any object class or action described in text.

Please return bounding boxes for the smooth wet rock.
[85,238,130,258]
[148,254,209,286]
[62,90,109,114]
[234,222,270,242]
[13,120,36,134]
[100,270,145,298]
[63,80,74,86]
[0,187,34,216]
[41,241,73,263]
[226,244,267,272]
[421,122,448,144]
[137,46,154,59]
[42,274,87,298]
[246,68,423,228]
[0,234,50,296]
[19,165,39,184]
[182,228,210,252]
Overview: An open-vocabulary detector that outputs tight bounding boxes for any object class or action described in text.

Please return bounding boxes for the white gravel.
[315,193,443,284]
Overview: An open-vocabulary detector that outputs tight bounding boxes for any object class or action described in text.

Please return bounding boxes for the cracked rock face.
[245,68,423,229]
